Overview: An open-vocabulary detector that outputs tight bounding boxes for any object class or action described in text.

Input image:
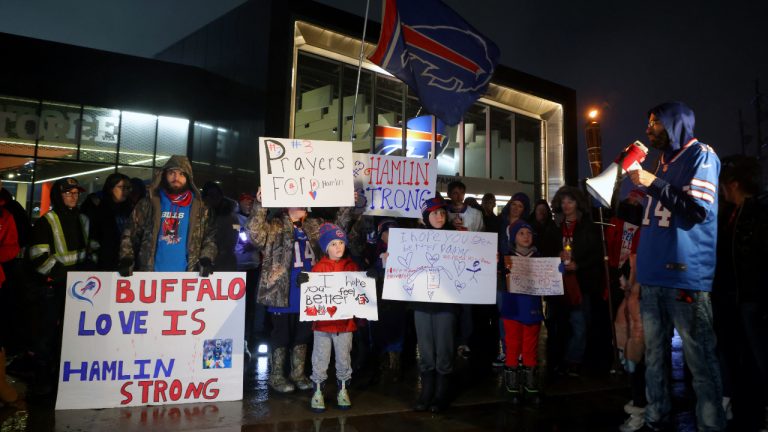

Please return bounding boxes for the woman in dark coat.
[542,186,602,376]
[88,173,133,271]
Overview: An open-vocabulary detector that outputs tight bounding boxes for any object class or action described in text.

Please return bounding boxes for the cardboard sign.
[353,154,437,218]
[259,137,354,207]
[56,272,246,410]
[506,257,564,296]
[383,228,497,304]
[299,272,378,321]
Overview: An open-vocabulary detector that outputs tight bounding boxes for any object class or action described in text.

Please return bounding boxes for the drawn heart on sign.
[425,252,439,265]
[453,260,465,276]
[327,306,337,317]
[309,191,317,200]
[455,281,466,291]
[427,290,435,300]
[403,283,414,296]
[304,306,318,316]
[398,252,413,268]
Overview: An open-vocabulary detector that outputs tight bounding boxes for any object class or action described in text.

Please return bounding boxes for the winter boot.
[430,373,450,413]
[310,381,326,413]
[414,371,435,412]
[290,345,313,390]
[521,366,540,403]
[336,379,352,409]
[0,348,19,404]
[268,347,295,393]
[504,366,521,403]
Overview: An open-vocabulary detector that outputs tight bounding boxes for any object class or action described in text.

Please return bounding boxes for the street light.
[585,108,603,177]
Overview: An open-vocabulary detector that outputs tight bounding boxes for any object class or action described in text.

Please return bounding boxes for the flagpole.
[350,0,372,143]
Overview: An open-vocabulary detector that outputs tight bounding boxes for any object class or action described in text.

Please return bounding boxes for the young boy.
[501,222,544,403]
[300,223,359,412]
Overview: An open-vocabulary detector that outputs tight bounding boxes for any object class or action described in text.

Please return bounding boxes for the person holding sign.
[412,196,458,413]
[296,223,358,413]
[500,222,544,404]
[118,155,216,276]
[245,188,354,394]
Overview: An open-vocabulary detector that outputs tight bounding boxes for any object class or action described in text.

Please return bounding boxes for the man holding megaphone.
[625,102,725,431]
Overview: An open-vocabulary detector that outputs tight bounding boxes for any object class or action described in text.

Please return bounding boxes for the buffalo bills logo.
[70,276,102,306]
[375,115,449,158]
[400,25,496,93]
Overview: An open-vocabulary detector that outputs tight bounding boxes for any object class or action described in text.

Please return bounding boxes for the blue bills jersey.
[636,140,720,291]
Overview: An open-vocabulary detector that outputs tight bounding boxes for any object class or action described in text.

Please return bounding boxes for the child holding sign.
[245,188,353,394]
[501,222,544,404]
[297,223,358,413]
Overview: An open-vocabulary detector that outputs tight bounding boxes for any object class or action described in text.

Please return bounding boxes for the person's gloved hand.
[296,271,310,285]
[118,258,133,277]
[558,262,566,273]
[198,257,214,277]
[50,262,67,282]
[365,268,378,279]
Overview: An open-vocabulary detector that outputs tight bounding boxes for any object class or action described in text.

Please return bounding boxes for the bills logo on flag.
[369,0,500,126]
[375,115,449,158]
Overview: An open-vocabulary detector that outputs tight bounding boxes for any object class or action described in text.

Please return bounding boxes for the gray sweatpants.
[310,331,353,383]
[414,310,456,375]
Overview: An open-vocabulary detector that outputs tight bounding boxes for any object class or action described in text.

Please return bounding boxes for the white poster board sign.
[506,257,564,296]
[56,272,246,410]
[299,272,378,321]
[383,228,497,304]
[259,137,354,207]
[352,154,437,218]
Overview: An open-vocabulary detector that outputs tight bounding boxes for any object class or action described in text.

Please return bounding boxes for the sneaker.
[624,400,645,416]
[722,396,733,421]
[457,345,471,360]
[492,353,506,367]
[618,413,645,432]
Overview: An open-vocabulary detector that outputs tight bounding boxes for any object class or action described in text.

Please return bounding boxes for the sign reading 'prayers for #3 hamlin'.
[259,137,355,208]
[56,272,246,410]
[383,228,498,304]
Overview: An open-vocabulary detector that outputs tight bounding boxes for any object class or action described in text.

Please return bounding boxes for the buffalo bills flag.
[369,0,500,126]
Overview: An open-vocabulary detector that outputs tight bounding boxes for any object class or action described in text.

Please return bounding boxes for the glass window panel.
[463,104,487,178]
[120,111,157,166]
[31,160,114,219]
[80,106,120,163]
[37,101,80,160]
[437,123,460,176]
[0,96,40,157]
[515,114,542,184]
[156,116,189,165]
[192,122,217,167]
[0,156,34,210]
[373,76,404,155]
[490,108,514,180]
[341,64,373,153]
[294,52,341,142]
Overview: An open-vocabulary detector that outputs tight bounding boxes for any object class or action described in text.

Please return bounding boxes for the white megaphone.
[586,141,649,207]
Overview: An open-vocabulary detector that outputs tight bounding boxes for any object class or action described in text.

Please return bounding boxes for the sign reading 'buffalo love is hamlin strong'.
[56,272,245,410]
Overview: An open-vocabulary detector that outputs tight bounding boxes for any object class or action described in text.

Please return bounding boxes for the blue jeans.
[565,293,590,365]
[640,285,725,431]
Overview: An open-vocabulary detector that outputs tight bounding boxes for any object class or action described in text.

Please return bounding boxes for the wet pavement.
[0,332,726,432]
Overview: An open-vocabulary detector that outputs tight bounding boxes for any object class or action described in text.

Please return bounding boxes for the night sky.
[2,0,766,179]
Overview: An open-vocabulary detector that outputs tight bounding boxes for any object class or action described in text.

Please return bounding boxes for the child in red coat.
[303,223,358,413]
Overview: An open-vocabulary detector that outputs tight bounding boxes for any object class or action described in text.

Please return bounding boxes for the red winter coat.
[311,256,359,333]
[0,207,20,287]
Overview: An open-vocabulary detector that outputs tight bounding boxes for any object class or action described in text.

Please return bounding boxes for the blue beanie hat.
[509,221,534,243]
[421,196,447,221]
[511,192,531,216]
[318,223,348,253]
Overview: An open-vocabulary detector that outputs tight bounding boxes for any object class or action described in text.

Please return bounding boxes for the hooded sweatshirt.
[636,102,720,291]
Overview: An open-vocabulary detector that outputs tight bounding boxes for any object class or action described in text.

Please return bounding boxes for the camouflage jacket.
[245,205,353,308]
[119,155,217,271]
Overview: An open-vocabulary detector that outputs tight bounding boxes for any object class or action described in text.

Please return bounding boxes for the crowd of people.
[0,102,766,431]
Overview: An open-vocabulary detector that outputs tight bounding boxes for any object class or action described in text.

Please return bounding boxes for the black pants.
[269,312,311,349]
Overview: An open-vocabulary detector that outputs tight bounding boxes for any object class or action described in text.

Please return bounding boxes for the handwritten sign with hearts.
[299,272,378,322]
[383,228,497,304]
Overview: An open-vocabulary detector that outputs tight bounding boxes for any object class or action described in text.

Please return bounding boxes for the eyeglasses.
[647,119,663,128]
[62,190,80,197]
